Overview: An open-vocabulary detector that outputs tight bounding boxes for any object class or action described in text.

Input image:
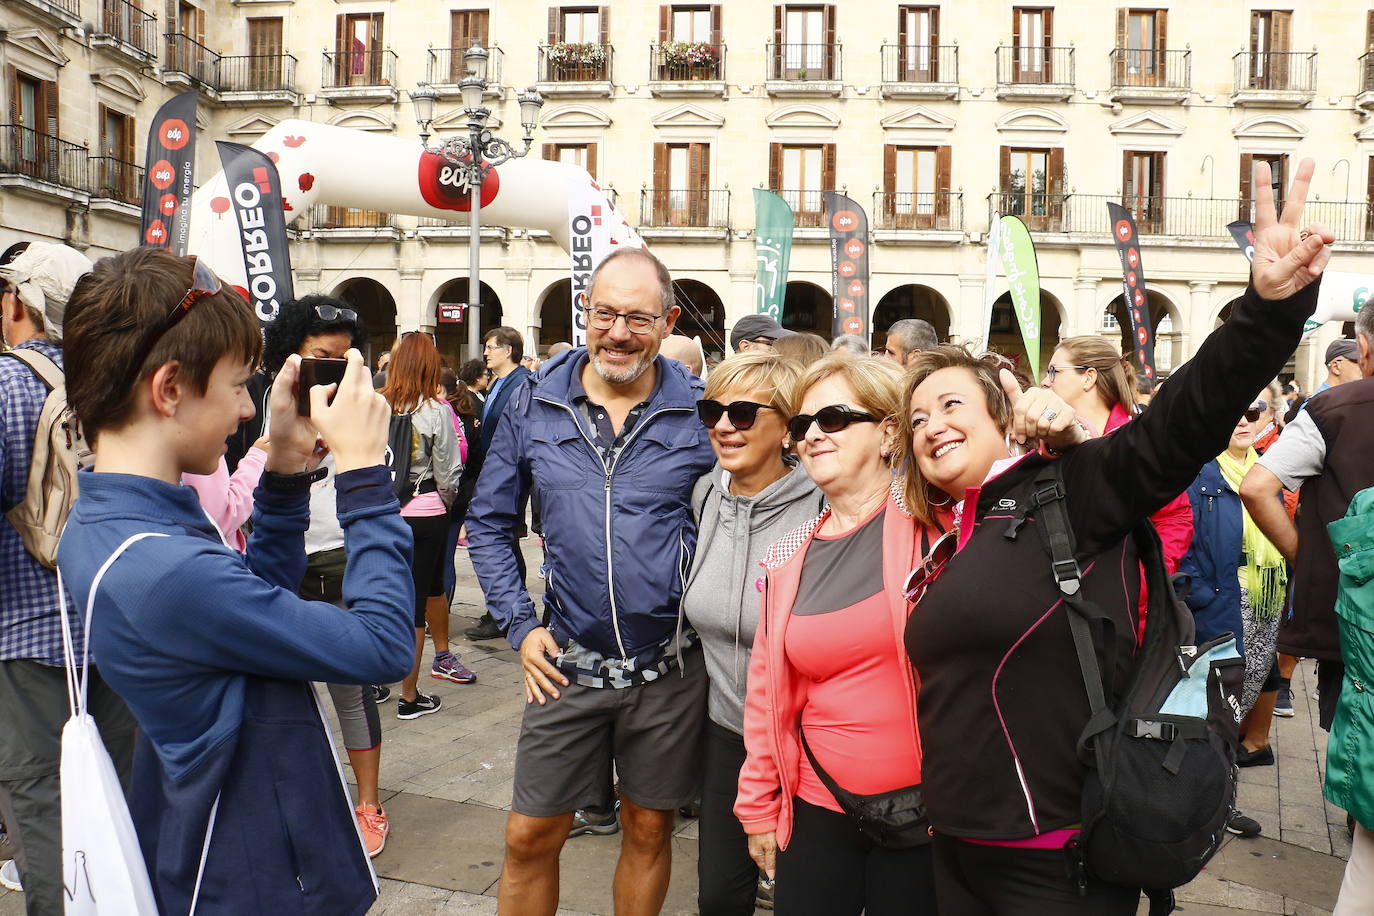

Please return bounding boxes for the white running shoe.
[0,859,22,892]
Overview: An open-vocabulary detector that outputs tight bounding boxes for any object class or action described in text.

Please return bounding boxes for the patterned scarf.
[1215,448,1287,620]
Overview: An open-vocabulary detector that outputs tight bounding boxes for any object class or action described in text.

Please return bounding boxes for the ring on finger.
[1040,408,1058,423]
[1300,228,1312,240]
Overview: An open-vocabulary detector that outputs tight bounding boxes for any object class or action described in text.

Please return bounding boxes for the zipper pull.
[605,469,612,490]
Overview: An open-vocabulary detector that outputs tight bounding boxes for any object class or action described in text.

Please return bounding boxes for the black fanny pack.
[800,728,931,849]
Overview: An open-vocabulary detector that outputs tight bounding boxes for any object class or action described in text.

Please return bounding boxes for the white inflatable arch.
[185,118,639,302]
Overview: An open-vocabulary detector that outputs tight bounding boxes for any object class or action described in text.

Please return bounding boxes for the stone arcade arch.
[1103,288,1183,373]
[430,278,502,368]
[671,279,728,361]
[781,281,834,339]
[332,278,397,364]
[870,284,952,349]
[987,289,1066,378]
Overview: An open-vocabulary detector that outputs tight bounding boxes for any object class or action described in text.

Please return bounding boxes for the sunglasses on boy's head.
[124,256,221,386]
[1242,402,1268,423]
[786,405,878,442]
[697,399,777,431]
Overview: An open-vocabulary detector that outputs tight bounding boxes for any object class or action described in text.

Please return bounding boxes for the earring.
[926,484,952,507]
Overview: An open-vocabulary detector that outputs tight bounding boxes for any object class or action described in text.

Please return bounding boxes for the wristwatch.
[261,467,328,492]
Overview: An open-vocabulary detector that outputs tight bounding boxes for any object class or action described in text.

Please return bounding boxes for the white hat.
[0,242,93,338]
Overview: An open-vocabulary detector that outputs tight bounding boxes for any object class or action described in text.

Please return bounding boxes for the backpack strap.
[2,348,63,392]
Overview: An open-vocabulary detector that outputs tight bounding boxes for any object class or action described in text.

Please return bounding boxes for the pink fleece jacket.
[182,448,267,552]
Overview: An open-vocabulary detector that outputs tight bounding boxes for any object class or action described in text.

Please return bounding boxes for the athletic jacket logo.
[996,498,1018,510]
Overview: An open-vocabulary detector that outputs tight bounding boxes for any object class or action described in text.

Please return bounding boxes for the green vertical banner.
[997,215,1042,381]
[753,188,794,320]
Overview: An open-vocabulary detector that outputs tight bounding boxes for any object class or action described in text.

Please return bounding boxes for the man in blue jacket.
[468,247,714,914]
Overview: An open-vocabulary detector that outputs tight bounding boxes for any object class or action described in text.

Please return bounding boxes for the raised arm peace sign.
[1251,157,1335,301]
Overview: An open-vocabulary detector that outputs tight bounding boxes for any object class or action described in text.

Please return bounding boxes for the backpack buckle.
[1131,719,1178,741]
[1031,480,1067,507]
[1052,558,1082,595]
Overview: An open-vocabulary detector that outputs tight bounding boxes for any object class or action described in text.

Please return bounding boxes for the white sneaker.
[0,858,22,892]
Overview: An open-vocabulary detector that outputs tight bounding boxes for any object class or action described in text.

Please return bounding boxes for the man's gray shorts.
[511,650,707,817]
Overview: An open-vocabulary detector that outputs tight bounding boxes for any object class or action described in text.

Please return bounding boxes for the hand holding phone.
[297,357,348,416]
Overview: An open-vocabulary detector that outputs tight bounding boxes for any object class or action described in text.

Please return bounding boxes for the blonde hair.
[703,351,802,410]
[1055,335,1140,413]
[895,344,1018,526]
[773,332,829,366]
[787,354,904,457]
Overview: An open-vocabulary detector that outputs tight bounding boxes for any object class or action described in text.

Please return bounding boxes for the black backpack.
[385,411,415,503]
[1020,463,1243,916]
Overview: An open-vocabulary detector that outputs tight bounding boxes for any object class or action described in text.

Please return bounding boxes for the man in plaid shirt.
[0,242,136,915]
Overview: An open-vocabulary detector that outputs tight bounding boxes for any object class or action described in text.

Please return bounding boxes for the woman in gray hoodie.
[683,352,825,915]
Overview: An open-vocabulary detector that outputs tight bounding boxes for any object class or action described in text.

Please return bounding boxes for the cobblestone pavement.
[0,539,1353,915]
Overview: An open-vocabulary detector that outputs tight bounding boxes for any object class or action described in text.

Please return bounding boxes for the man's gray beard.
[591,348,654,385]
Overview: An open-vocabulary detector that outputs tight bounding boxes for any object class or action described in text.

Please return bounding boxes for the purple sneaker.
[431,651,476,684]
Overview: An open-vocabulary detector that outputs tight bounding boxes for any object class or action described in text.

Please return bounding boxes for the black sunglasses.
[786,405,878,442]
[697,399,777,431]
[1242,402,1268,423]
[125,256,221,387]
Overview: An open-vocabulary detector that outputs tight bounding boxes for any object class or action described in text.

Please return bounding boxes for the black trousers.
[932,834,1140,915]
[774,797,936,916]
[698,721,756,916]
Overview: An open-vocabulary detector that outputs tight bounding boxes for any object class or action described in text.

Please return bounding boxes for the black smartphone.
[298,357,347,416]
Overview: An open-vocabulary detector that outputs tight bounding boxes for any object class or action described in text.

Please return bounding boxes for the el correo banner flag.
[140,91,198,254]
[997,215,1042,381]
[214,141,294,324]
[753,189,794,321]
[824,191,871,340]
[983,214,1002,344]
[567,180,618,346]
[1105,202,1157,381]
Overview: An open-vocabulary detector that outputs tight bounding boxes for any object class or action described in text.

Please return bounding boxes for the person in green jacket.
[1326,486,1374,913]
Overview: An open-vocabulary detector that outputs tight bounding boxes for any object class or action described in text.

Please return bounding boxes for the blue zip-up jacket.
[467,348,714,658]
[57,465,414,915]
[1177,460,1245,652]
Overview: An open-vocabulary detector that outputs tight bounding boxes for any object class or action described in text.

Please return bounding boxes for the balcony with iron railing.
[772,189,831,229]
[536,44,614,96]
[1359,50,1374,111]
[1232,51,1317,106]
[0,125,89,200]
[425,45,504,98]
[872,191,964,240]
[321,49,399,102]
[1108,48,1191,104]
[880,45,959,99]
[11,0,81,29]
[93,0,158,61]
[648,43,726,96]
[164,33,222,93]
[995,46,1075,100]
[219,54,298,104]
[89,155,143,207]
[309,204,398,237]
[766,44,842,96]
[638,189,730,238]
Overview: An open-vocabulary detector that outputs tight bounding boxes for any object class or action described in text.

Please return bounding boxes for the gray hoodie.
[681,463,824,734]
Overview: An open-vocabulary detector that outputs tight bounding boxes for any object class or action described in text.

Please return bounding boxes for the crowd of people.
[0,157,1373,916]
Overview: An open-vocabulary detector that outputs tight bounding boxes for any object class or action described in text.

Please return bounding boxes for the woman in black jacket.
[896,159,1331,913]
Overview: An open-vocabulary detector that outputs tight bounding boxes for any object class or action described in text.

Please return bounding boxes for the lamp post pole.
[411,44,544,362]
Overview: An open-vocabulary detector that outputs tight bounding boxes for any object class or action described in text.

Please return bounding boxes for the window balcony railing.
[639,189,730,228]
[766,43,841,81]
[989,190,1068,232]
[164,33,222,90]
[1361,50,1374,94]
[323,48,397,88]
[312,205,394,230]
[872,191,962,231]
[880,44,958,84]
[97,0,158,58]
[0,125,89,191]
[426,45,504,87]
[649,42,725,82]
[996,45,1075,87]
[1233,51,1317,93]
[219,53,297,93]
[772,189,831,228]
[1109,48,1191,90]
[13,0,80,26]
[538,43,613,82]
[89,155,142,205]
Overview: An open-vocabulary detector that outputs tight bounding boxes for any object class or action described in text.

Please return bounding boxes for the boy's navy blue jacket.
[58,465,414,915]
[1178,459,1245,652]
[467,349,714,658]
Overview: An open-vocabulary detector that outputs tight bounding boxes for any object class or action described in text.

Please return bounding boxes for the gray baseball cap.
[1325,338,1359,364]
[730,314,795,351]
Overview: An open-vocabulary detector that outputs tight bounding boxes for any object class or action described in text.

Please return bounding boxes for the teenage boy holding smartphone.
[57,247,415,915]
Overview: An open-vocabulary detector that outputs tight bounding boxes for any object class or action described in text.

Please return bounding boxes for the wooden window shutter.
[1369,155,1374,202]
[1368,10,1374,50]
[1239,152,1254,220]
[195,6,205,46]
[822,143,836,190]
[773,6,783,79]
[897,7,908,48]
[1114,8,1126,83]
[659,5,670,42]
[1249,11,1262,57]
[585,143,597,180]
[1156,9,1167,50]
[335,14,348,53]
[370,12,383,51]
[43,78,58,138]
[1273,10,1291,52]
[936,145,952,220]
[548,7,559,44]
[451,12,462,48]
[598,6,609,46]
[1011,10,1022,81]
[122,114,136,163]
[999,145,1011,194]
[653,142,669,222]
[7,66,18,127]
[710,6,721,47]
[883,144,897,195]
[1043,8,1053,45]
[823,5,837,79]
[689,142,709,224]
[542,142,556,160]
[1047,147,1064,194]
[1152,152,1165,200]
[768,142,782,190]
[1122,151,1133,198]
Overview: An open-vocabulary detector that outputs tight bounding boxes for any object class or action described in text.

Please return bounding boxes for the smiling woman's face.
[706,384,788,478]
[794,374,889,497]
[908,366,1011,501]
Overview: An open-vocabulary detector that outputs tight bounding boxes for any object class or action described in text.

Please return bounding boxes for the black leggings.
[774,797,936,916]
[697,720,756,916]
[932,834,1139,915]
[404,514,449,627]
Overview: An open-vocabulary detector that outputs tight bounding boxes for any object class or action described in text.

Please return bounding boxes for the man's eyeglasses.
[316,303,357,323]
[786,405,878,442]
[1043,364,1088,383]
[483,341,509,352]
[697,399,777,431]
[1242,402,1269,423]
[582,305,663,335]
[904,530,958,606]
[125,256,220,386]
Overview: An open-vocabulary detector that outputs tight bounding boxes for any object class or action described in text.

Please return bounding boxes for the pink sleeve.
[446,400,468,465]
[735,589,783,836]
[1151,491,1194,576]
[182,448,267,547]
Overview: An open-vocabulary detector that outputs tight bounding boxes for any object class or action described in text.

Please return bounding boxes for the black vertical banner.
[824,191,871,340]
[1226,220,1255,262]
[139,91,198,254]
[1105,202,1157,380]
[215,141,294,324]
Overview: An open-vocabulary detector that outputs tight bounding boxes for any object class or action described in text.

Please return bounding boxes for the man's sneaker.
[756,874,775,910]
[1226,811,1262,838]
[465,614,504,641]
[1274,683,1296,717]
[0,859,21,892]
[370,685,391,704]
[568,805,620,838]
[355,803,389,858]
[431,651,476,684]
[397,692,442,720]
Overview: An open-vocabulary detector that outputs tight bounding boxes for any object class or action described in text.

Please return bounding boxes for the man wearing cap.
[0,241,137,915]
[1315,338,1362,394]
[730,314,794,353]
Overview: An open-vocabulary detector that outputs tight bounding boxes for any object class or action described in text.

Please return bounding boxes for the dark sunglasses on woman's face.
[697,399,777,431]
[1242,402,1268,423]
[786,405,879,442]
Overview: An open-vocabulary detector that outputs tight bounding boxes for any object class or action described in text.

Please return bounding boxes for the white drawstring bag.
[58,534,164,915]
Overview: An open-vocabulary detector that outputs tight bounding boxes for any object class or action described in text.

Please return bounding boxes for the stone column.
[1071,276,1100,342]
[955,275,986,343]
[399,267,425,332]
[1187,281,1216,363]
